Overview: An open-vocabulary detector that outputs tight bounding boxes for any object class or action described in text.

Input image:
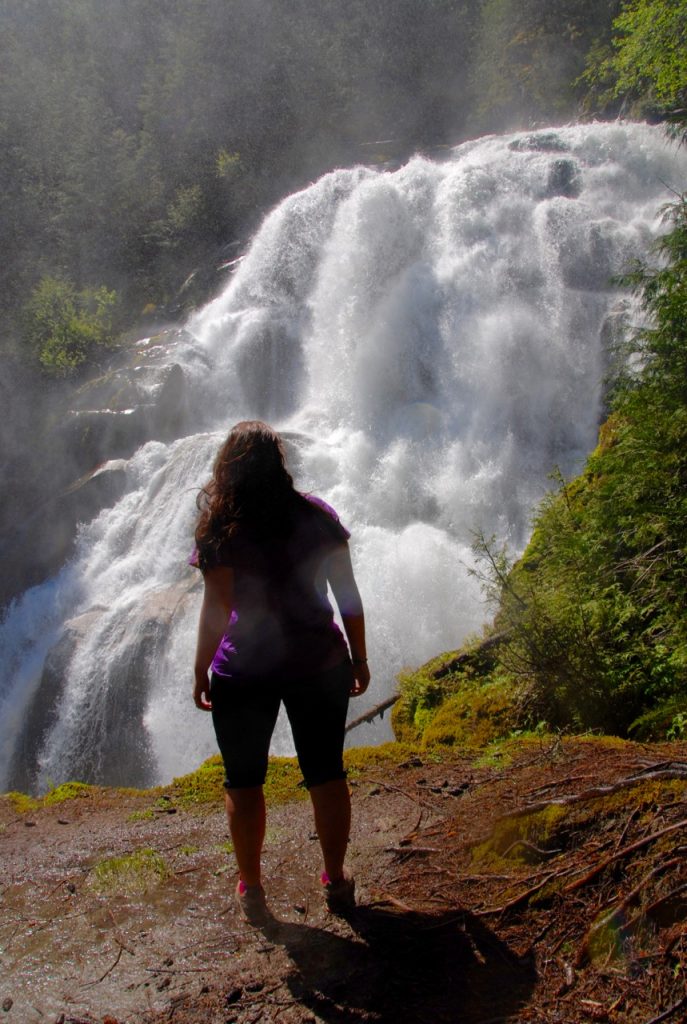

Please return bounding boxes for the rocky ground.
[1,737,686,1024]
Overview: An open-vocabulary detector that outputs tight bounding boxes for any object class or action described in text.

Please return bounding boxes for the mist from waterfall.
[1,122,685,793]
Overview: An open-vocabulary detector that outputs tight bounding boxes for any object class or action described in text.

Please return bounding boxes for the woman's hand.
[193,668,213,711]
[350,660,370,697]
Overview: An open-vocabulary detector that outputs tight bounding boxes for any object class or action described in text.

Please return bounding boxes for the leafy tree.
[24,277,118,377]
[583,0,687,117]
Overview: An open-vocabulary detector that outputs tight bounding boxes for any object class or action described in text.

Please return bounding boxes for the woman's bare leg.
[309,778,351,881]
[225,786,265,887]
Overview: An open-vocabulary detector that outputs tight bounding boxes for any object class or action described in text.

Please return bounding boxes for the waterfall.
[1,122,685,792]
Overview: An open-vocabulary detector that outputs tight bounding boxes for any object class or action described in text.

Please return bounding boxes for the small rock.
[2,998,13,1012]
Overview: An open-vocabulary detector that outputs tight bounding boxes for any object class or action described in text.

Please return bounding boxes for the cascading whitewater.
[1,122,685,792]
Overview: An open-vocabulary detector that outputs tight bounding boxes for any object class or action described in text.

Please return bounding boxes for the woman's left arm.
[193,565,234,711]
[327,543,370,697]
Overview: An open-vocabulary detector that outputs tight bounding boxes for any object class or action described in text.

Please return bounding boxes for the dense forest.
[0,0,647,380]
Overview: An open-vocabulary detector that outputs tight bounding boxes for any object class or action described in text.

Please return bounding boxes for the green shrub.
[23,275,118,377]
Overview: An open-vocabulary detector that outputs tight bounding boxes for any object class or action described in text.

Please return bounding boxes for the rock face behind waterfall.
[0,329,195,611]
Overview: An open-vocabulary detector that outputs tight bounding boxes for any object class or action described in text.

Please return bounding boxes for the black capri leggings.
[210,660,353,790]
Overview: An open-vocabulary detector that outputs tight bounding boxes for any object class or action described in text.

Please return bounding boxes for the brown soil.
[2,738,686,1024]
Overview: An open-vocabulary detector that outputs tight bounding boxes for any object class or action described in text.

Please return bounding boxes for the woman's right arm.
[193,565,234,711]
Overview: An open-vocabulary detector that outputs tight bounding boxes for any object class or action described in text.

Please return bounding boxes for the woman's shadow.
[256,901,536,1023]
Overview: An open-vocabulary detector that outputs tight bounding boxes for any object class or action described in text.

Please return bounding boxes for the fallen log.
[345,694,399,733]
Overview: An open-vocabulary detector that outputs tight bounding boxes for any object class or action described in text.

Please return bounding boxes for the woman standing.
[191,421,370,923]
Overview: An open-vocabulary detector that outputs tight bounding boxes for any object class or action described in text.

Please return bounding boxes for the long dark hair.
[195,420,303,549]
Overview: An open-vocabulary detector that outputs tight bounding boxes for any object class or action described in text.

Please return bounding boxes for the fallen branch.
[565,821,687,894]
[374,780,442,812]
[81,944,126,987]
[501,772,687,822]
[614,807,640,852]
[575,857,681,965]
[475,871,557,917]
[500,839,562,859]
[526,774,597,797]
[641,994,687,1024]
[345,695,399,733]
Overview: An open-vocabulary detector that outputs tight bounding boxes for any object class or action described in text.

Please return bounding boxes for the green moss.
[586,777,687,820]
[43,781,95,805]
[263,758,309,805]
[472,803,570,869]
[127,808,156,822]
[422,678,521,749]
[344,742,422,779]
[5,792,40,814]
[5,781,103,813]
[392,665,455,743]
[170,754,310,808]
[91,847,170,894]
[171,754,225,806]
[392,636,520,748]
[213,840,235,855]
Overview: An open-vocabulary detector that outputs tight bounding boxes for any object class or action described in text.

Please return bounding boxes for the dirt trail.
[1,738,686,1024]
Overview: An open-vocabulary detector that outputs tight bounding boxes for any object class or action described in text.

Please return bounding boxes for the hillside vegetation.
[1,0,671,379]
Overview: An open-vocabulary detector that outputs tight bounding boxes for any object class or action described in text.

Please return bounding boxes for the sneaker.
[321,871,356,915]
[235,880,271,926]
